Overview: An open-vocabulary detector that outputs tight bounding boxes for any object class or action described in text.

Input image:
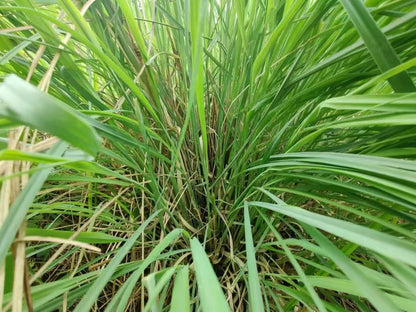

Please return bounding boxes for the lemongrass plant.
[0,0,416,311]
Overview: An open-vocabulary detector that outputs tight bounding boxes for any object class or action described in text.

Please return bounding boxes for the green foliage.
[0,75,101,156]
[0,0,416,311]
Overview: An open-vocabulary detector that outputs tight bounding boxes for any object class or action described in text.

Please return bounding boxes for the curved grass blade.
[340,0,415,92]
[252,190,416,267]
[0,75,101,156]
[308,276,415,311]
[304,225,400,312]
[378,256,416,298]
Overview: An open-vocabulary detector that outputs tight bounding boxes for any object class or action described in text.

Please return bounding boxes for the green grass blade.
[57,0,101,48]
[252,192,416,267]
[0,34,40,65]
[305,225,400,312]
[143,268,176,312]
[308,276,415,311]
[340,0,416,92]
[171,266,190,312]
[0,149,93,163]
[0,75,101,156]
[321,94,416,113]
[25,228,124,244]
[115,0,148,61]
[244,203,265,312]
[191,0,208,166]
[378,256,416,298]
[190,238,230,312]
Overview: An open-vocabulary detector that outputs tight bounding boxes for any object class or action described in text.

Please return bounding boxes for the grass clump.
[1,0,416,311]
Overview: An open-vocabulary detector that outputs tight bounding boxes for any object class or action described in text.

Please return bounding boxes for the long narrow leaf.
[0,75,101,156]
[171,266,190,312]
[190,238,230,312]
[340,0,415,92]
[244,203,265,312]
[252,193,416,267]
[304,225,400,312]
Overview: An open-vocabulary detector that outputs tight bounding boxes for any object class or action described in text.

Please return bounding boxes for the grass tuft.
[0,0,416,311]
